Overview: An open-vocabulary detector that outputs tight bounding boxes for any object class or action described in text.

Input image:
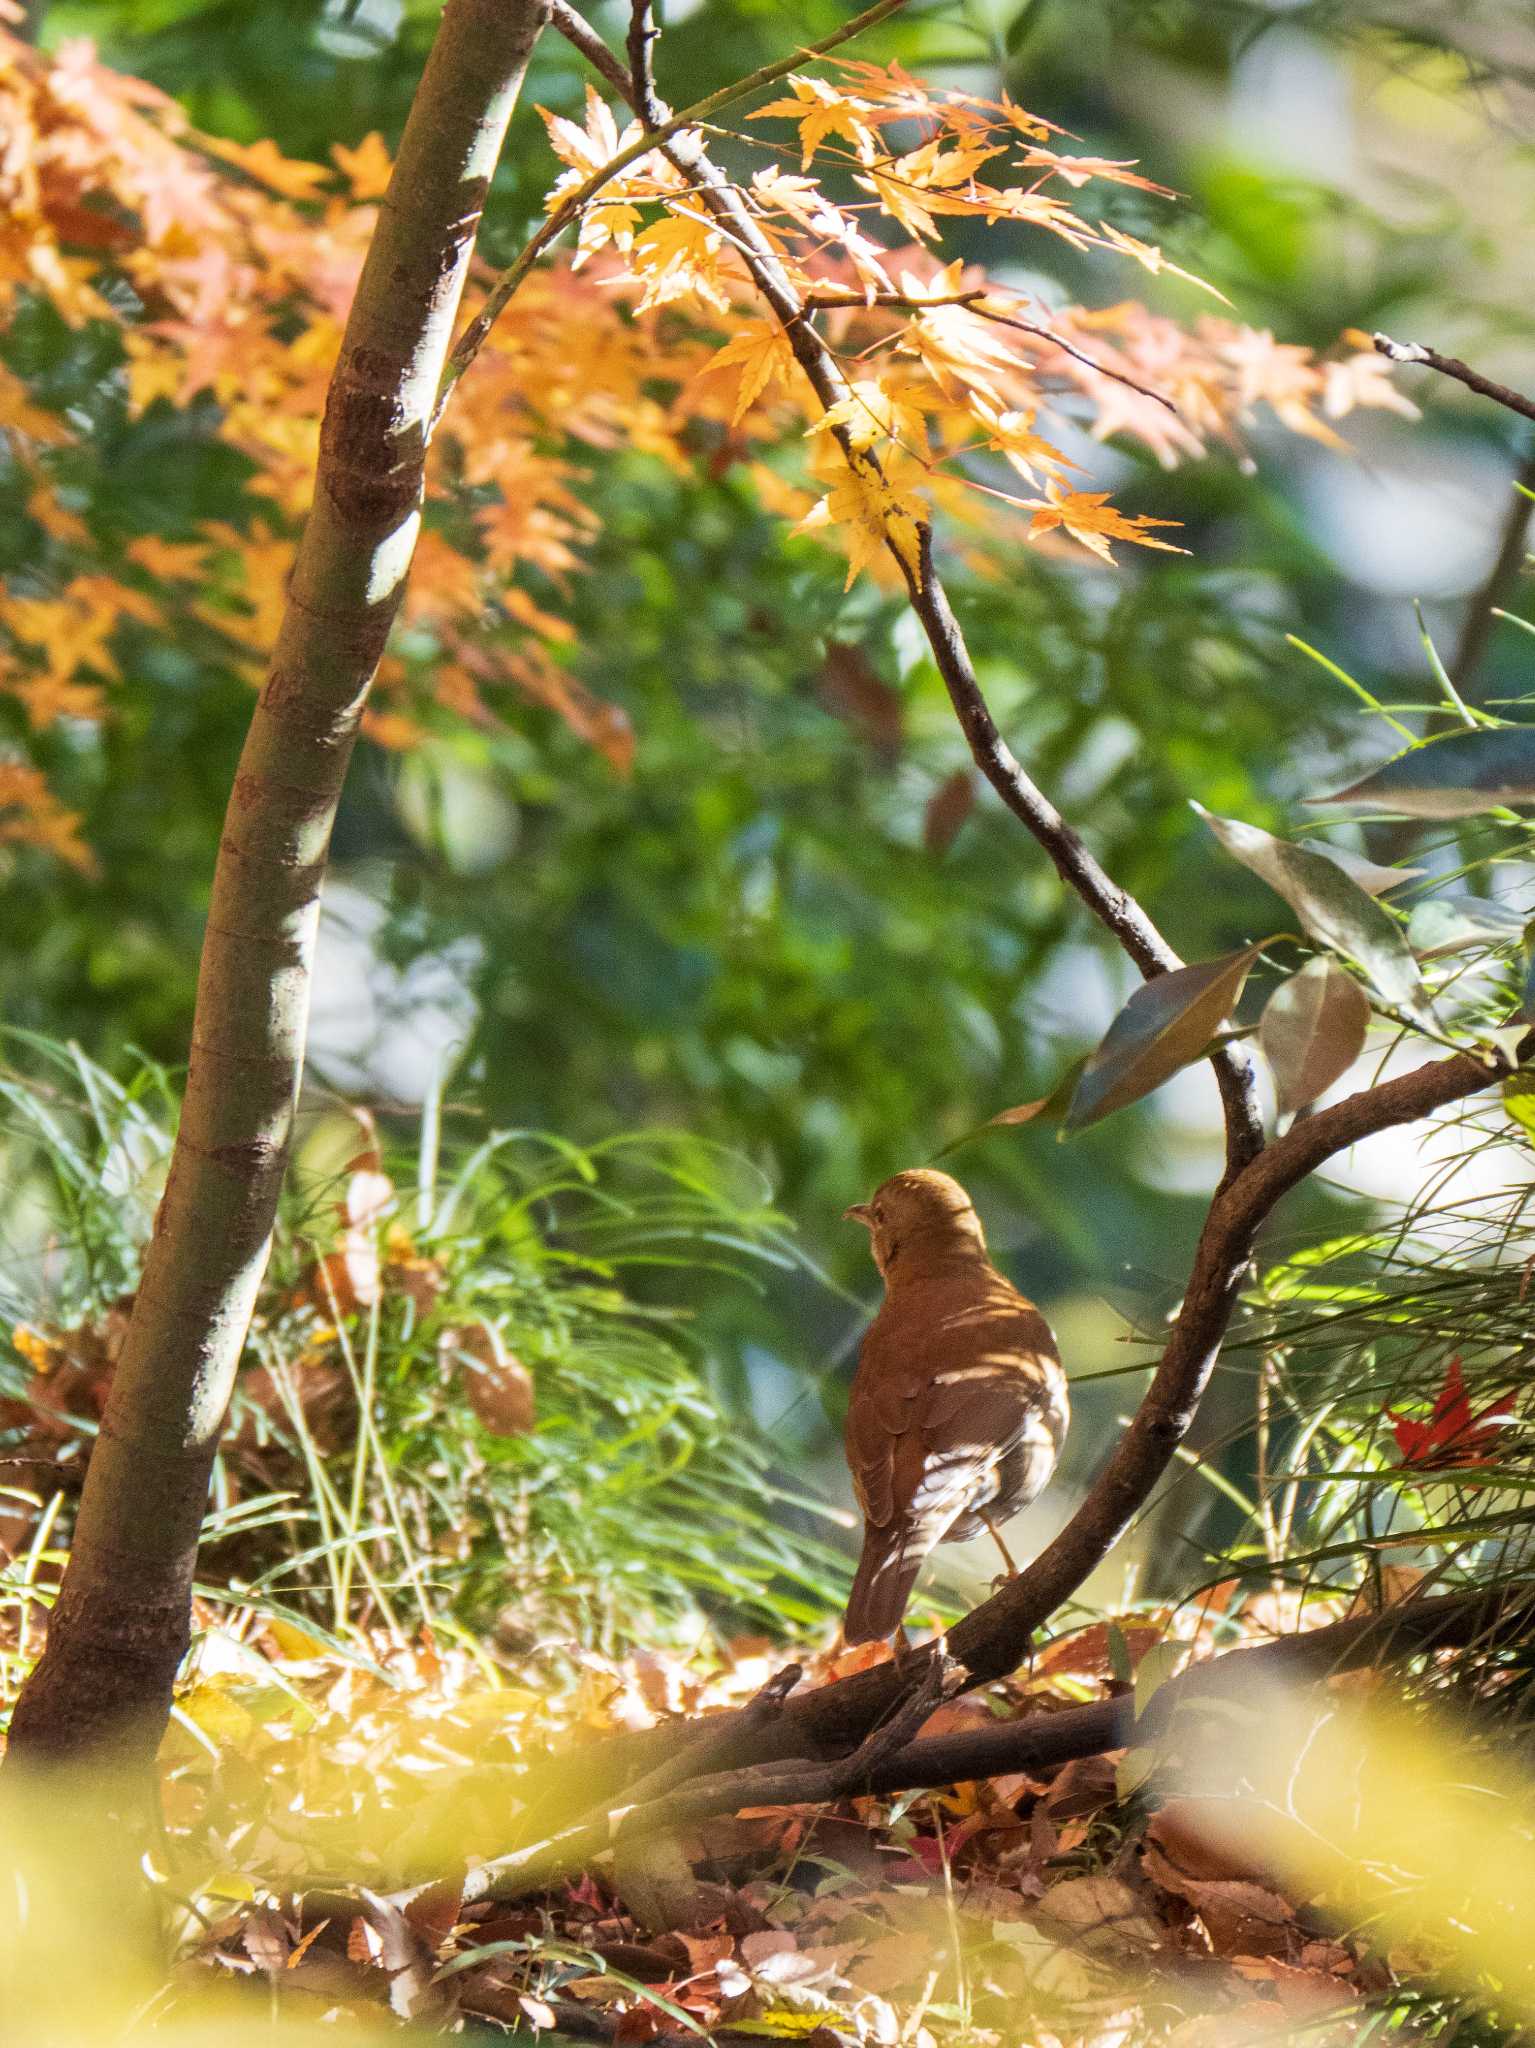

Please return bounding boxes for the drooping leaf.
[1259,959,1369,1115]
[1309,728,1535,818]
[1406,895,1527,958]
[987,1056,1088,1130]
[1066,945,1267,1131]
[1194,805,1426,1016]
[933,1055,1086,1160]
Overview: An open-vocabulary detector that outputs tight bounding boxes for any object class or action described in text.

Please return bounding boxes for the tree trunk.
[5,0,549,1770]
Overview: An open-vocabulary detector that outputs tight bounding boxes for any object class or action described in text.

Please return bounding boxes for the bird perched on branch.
[841,1168,1068,1646]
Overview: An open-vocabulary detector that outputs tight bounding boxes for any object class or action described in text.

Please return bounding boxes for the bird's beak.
[843,1203,874,1227]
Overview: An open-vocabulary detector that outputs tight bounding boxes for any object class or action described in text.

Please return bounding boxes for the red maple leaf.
[1387,1357,1518,1471]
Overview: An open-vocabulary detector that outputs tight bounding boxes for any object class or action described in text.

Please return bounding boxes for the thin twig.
[1374,332,1535,429]
[969,303,1182,418]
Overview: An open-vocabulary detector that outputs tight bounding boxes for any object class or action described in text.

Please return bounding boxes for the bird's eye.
[872,1204,884,1224]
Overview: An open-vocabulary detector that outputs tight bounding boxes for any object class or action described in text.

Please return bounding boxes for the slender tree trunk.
[6,0,549,1770]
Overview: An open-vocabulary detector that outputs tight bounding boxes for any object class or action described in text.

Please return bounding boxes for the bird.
[840,1168,1069,1646]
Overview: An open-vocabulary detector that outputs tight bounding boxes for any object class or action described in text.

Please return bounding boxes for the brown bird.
[841,1168,1068,1645]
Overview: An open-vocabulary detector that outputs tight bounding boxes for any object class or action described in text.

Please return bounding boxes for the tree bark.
[5,0,549,1770]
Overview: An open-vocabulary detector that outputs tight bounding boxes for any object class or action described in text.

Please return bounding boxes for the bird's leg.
[980,1517,1040,1676]
[981,1511,1020,1587]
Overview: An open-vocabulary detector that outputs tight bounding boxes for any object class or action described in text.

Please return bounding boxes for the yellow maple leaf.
[196,134,330,200]
[540,84,625,177]
[1024,482,1183,562]
[797,448,926,590]
[630,210,730,313]
[331,130,391,201]
[696,321,797,426]
[810,377,925,455]
[749,75,887,168]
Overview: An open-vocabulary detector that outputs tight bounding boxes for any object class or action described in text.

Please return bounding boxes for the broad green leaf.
[1066,944,1266,1131]
[1194,805,1425,1015]
[1259,958,1369,1115]
[1309,727,1535,818]
[1407,895,1526,957]
[1524,920,1535,1022]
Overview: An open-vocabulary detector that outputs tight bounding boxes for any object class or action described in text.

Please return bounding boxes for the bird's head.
[845,1167,987,1279]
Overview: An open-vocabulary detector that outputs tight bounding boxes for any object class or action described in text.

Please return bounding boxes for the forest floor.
[122,1582,1404,2048]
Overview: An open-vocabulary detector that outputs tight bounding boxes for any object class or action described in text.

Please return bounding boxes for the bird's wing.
[847,1277,1067,1532]
[921,1293,1064,1444]
[844,1304,923,1530]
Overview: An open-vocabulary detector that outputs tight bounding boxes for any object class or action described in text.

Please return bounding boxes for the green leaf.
[1133,1640,1187,1718]
[1259,958,1370,1115]
[1407,895,1527,957]
[1105,1620,1133,1687]
[1194,805,1426,1015]
[1504,1070,1535,1138]
[1066,944,1267,1131]
[1116,1748,1157,1801]
[1523,920,1535,1023]
[1308,727,1535,818]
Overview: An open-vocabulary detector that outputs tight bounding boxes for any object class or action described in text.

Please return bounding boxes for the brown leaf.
[241,1906,291,1973]
[445,1321,535,1437]
[304,1236,383,1315]
[1039,1753,1121,1823]
[1142,1842,1295,1959]
[1035,1874,1164,1959]
[923,768,975,854]
[818,642,903,764]
[1037,1621,1165,1680]
[739,1930,798,1968]
[1234,1956,1357,2016]
[403,1877,463,1955]
[674,1931,734,1975]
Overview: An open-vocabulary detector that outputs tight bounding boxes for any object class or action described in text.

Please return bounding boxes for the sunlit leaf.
[1310,727,1535,818]
[1259,958,1370,1115]
[1066,945,1267,1131]
[1194,805,1426,1016]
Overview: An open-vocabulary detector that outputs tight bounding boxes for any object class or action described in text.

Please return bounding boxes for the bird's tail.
[843,1525,925,1645]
